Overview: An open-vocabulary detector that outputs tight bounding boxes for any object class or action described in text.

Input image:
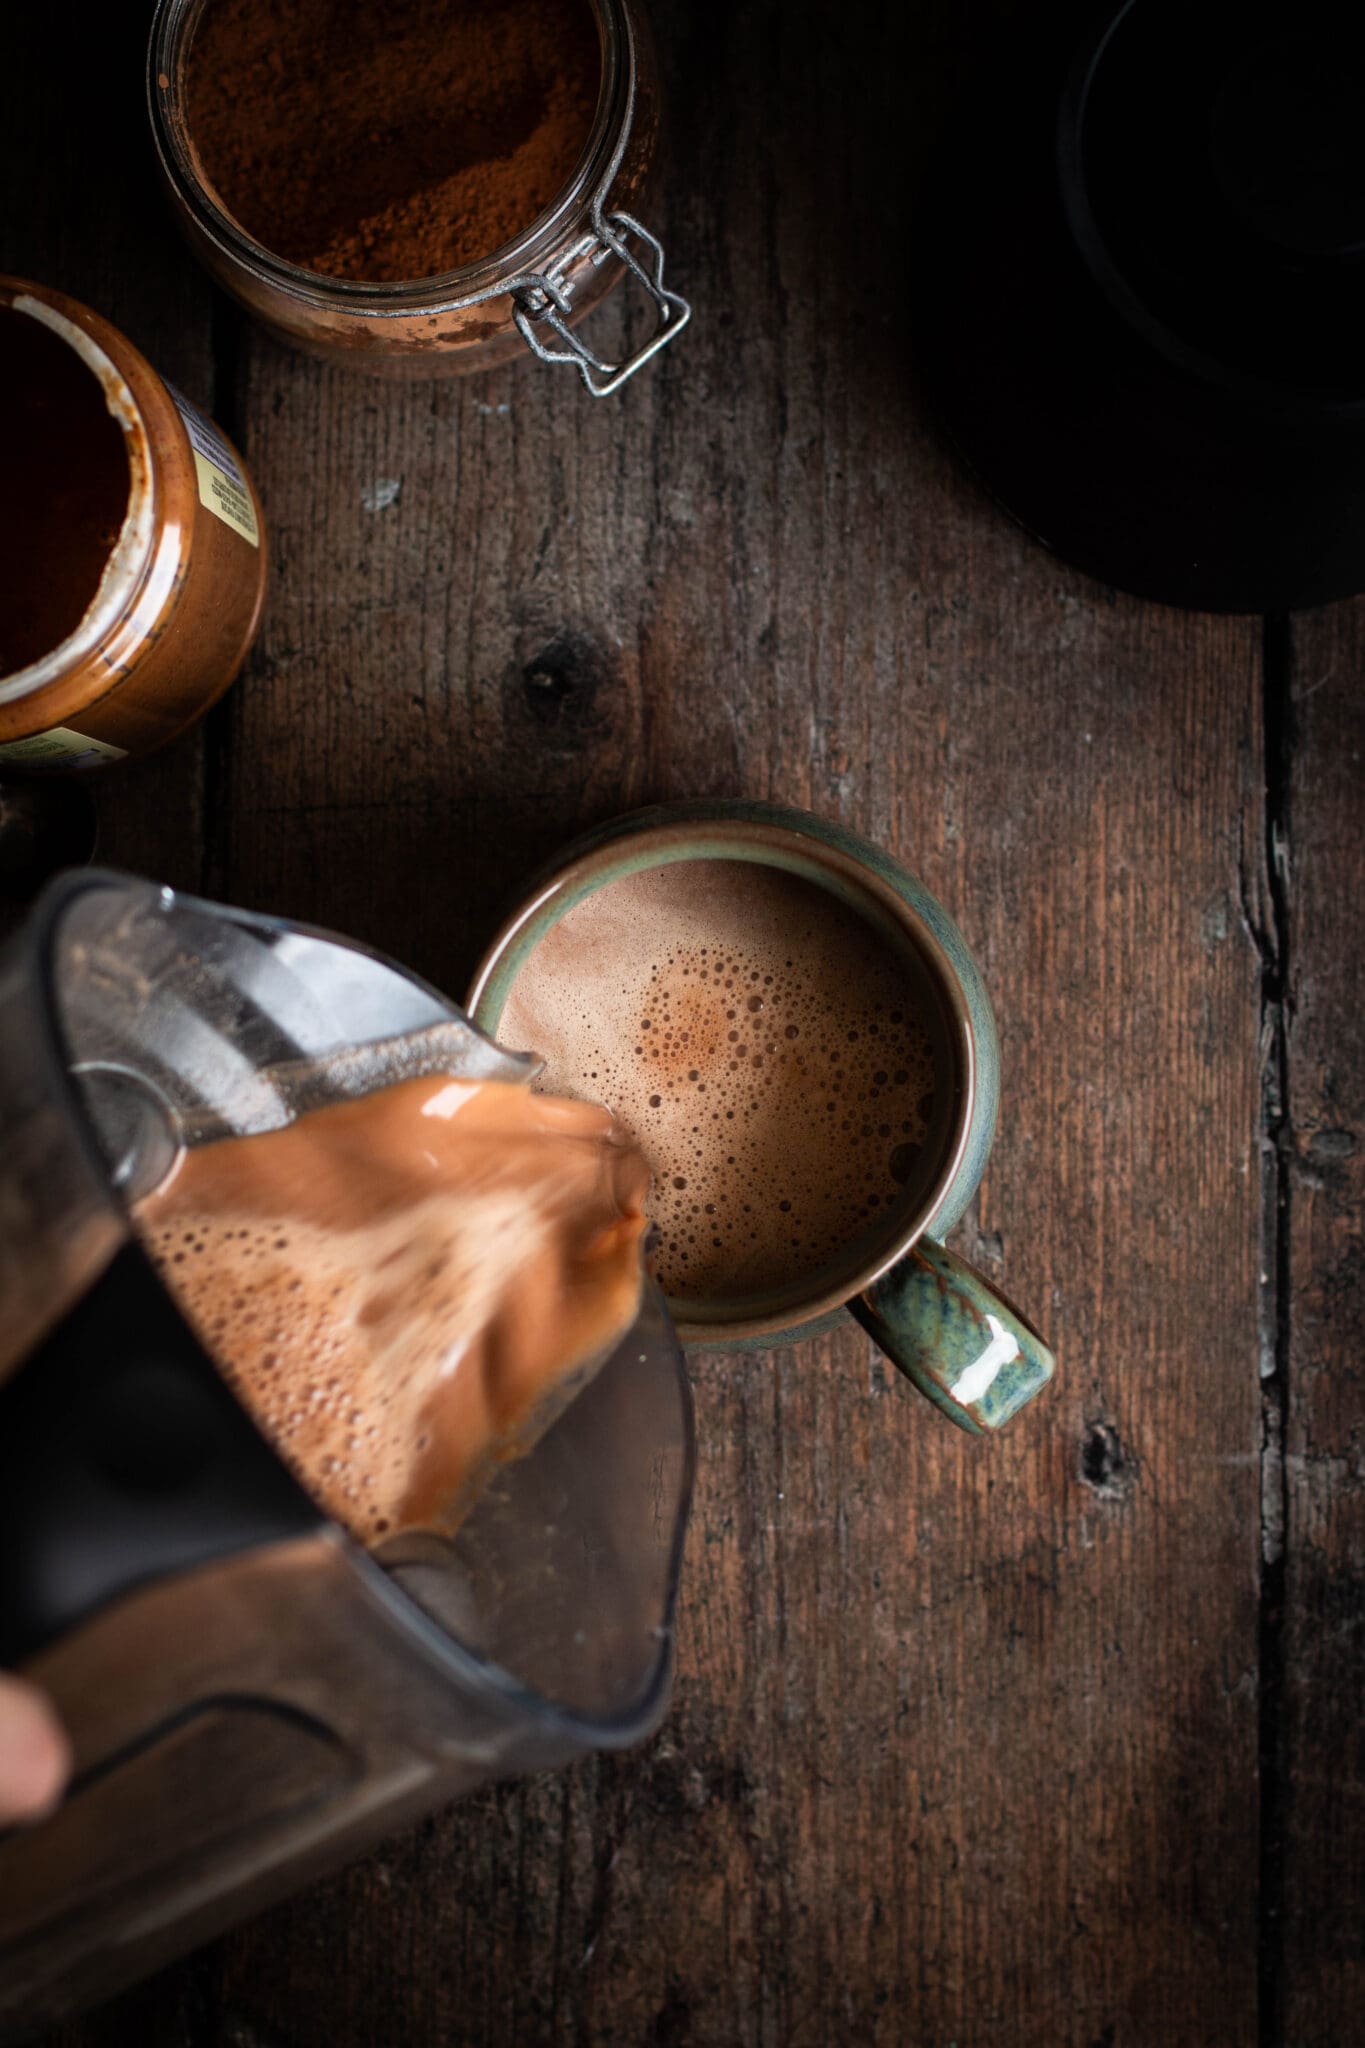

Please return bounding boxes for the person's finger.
[0,1675,71,1824]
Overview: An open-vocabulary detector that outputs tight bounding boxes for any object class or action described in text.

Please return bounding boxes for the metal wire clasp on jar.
[147,0,690,393]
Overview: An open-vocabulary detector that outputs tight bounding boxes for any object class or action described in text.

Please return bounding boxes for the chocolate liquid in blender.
[135,1074,649,1542]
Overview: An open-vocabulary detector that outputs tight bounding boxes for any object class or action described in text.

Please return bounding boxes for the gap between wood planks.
[1253,613,1294,2048]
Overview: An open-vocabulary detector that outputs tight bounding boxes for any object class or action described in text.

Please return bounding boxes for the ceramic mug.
[468,801,1053,1433]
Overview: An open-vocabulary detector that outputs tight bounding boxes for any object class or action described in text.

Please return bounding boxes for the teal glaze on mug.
[468,801,1054,1434]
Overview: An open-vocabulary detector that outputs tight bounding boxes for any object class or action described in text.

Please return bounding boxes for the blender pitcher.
[0,871,695,2033]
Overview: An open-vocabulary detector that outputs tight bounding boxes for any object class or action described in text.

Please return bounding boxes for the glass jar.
[0,279,266,773]
[147,0,690,393]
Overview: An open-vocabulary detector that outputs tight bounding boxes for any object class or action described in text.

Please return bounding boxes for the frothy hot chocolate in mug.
[497,860,940,1304]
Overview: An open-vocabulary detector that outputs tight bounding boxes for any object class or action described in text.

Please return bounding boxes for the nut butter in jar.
[0,279,266,772]
[148,0,689,391]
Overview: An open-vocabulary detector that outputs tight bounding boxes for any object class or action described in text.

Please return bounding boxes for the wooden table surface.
[7,2,1364,2043]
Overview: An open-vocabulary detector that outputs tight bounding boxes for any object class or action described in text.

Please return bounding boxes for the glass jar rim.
[146,0,636,314]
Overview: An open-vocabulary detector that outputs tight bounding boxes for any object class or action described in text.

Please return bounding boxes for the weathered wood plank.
[1280,602,1365,2048]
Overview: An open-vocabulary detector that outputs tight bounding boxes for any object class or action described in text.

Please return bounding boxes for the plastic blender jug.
[0,870,694,2033]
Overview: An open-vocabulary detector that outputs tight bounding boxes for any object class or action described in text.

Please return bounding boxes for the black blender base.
[914,0,1365,614]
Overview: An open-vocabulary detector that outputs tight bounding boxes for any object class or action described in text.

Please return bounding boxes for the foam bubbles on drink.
[609,944,933,1297]
[498,862,939,1304]
[142,1193,529,1541]
[135,1077,650,1544]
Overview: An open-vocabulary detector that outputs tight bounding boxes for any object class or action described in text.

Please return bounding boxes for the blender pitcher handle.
[0,1241,320,1667]
[849,1237,1055,1435]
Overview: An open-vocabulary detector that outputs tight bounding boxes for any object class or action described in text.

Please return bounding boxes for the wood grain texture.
[3,0,1338,2042]
[1279,604,1365,2048]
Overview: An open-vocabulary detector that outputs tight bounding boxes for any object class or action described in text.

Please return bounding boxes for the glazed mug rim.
[466,806,979,1346]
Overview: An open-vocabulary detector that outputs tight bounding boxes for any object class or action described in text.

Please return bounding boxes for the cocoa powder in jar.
[186,0,602,283]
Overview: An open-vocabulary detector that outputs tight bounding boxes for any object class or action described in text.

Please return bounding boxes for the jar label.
[0,724,128,769]
[167,385,261,548]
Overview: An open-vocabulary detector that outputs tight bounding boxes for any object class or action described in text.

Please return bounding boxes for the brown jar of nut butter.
[0,278,266,771]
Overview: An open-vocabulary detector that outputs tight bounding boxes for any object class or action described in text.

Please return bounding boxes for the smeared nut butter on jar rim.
[0,276,266,771]
[0,300,144,694]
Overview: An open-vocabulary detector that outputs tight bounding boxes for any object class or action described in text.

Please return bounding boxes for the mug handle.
[849,1236,1054,1434]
